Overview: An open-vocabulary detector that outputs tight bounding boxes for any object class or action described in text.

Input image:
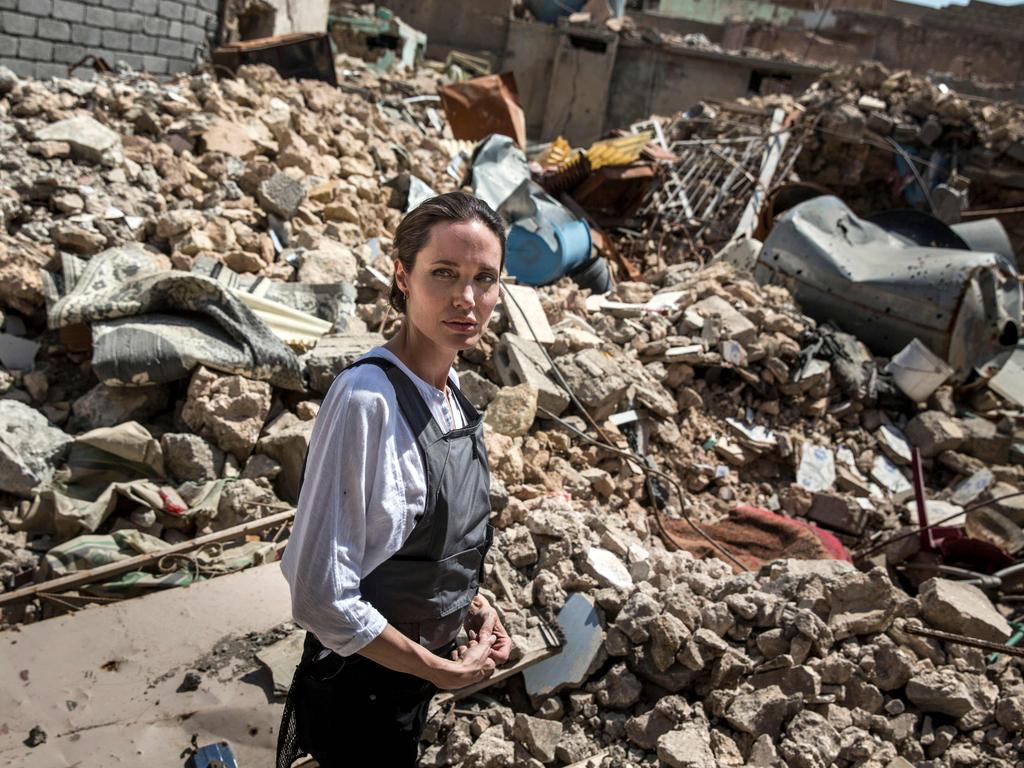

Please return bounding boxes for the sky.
[899,0,1023,5]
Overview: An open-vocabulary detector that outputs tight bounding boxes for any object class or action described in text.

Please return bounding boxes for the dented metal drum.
[757,196,1022,380]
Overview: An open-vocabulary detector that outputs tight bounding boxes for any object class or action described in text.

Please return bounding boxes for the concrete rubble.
[0,35,1022,768]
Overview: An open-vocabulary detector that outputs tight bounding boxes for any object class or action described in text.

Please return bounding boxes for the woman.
[277,191,513,768]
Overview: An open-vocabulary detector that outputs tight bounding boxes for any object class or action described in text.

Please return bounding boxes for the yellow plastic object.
[537,136,574,169]
[585,131,652,170]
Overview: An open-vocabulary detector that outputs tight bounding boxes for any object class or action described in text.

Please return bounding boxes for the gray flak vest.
[348,356,493,650]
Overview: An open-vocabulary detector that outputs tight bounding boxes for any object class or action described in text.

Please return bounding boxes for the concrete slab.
[0,563,292,767]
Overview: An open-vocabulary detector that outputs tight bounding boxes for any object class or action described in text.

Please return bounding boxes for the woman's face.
[395,218,502,353]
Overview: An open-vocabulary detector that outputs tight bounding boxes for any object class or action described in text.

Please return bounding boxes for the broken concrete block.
[918,577,1011,643]
[905,668,997,718]
[256,419,314,502]
[689,295,756,345]
[904,411,965,458]
[778,710,841,768]
[502,525,537,567]
[808,492,866,535]
[463,724,514,767]
[556,348,632,420]
[583,547,634,591]
[458,370,499,410]
[161,432,224,482]
[495,333,569,416]
[182,366,272,460]
[876,423,912,465]
[71,382,170,431]
[483,383,538,437]
[857,94,887,112]
[36,115,122,165]
[297,241,359,284]
[995,695,1024,733]
[501,284,554,345]
[724,685,794,737]
[959,416,1011,464]
[303,333,385,395]
[656,722,716,768]
[0,400,72,497]
[512,713,561,763]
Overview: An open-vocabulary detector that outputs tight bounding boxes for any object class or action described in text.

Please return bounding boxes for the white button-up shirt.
[281,347,465,656]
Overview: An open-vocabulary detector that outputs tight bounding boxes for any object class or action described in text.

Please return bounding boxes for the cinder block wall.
[0,0,219,80]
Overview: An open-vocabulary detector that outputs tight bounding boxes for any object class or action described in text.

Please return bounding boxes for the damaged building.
[1,2,1024,768]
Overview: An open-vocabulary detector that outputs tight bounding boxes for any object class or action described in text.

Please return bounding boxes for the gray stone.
[995,695,1024,732]
[71,24,101,46]
[656,722,716,768]
[904,411,965,458]
[906,668,997,718]
[808,492,866,534]
[52,0,85,22]
[918,577,1011,643]
[690,295,757,345]
[960,416,1011,464]
[625,696,689,750]
[512,713,561,763]
[649,613,690,672]
[583,546,633,592]
[36,116,122,165]
[257,172,305,219]
[501,525,537,567]
[761,560,908,640]
[594,663,642,709]
[161,432,224,482]
[1,10,36,35]
[72,382,170,430]
[241,453,282,482]
[17,38,52,61]
[778,710,841,768]
[256,419,314,502]
[303,333,384,395]
[724,685,795,737]
[458,370,499,410]
[214,478,278,529]
[0,400,71,497]
[749,664,821,699]
[494,333,569,416]
[557,347,631,420]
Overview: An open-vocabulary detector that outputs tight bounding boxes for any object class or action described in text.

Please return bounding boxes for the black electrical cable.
[855,490,1024,558]
[499,283,751,572]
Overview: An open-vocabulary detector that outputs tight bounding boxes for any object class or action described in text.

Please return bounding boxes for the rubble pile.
[0,54,1022,768]
[794,63,1024,249]
[0,57,455,602]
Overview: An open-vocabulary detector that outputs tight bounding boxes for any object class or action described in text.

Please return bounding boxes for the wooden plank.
[0,508,294,607]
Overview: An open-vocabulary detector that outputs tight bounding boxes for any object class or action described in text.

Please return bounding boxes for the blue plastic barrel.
[505,218,592,286]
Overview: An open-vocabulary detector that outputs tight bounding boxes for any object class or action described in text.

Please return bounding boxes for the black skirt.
[277,632,452,768]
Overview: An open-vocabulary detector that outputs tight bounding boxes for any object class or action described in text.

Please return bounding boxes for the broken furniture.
[212,32,337,86]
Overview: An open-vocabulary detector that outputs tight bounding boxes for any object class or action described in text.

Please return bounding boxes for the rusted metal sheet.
[212,32,337,86]
[438,72,527,149]
[757,195,1022,381]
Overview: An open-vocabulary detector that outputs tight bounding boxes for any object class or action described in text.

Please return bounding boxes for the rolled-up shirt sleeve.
[281,370,413,657]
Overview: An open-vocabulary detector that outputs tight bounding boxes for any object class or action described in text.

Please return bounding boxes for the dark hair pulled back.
[389,191,506,314]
